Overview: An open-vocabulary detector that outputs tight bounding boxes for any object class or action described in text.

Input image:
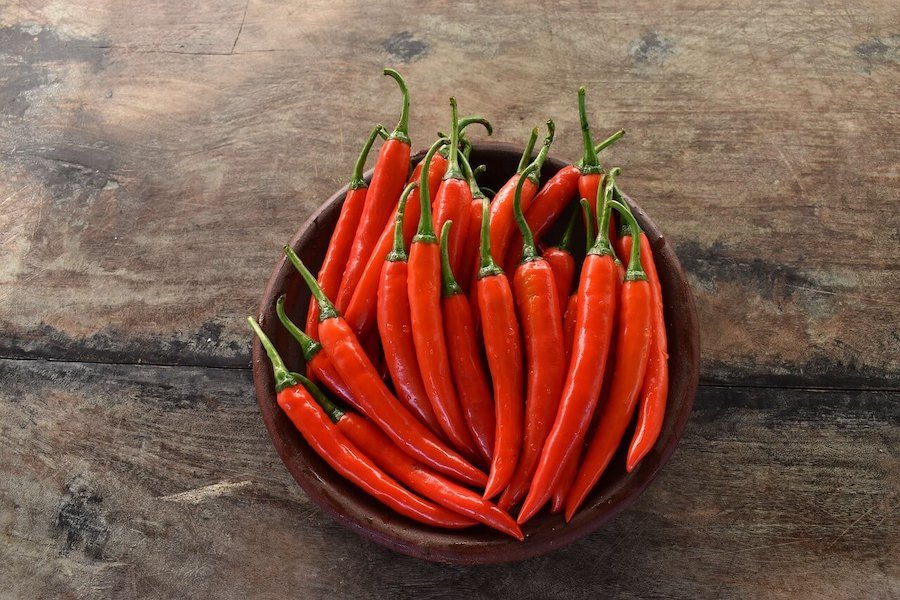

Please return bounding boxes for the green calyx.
[349,124,388,190]
[513,162,541,264]
[580,198,596,251]
[588,167,620,257]
[247,316,298,392]
[478,196,503,278]
[439,221,462,297]
[414,137,449,243]
[296,372,345,423]
[527,120,555,184]
[383,68,410,143]
[574,128,626,171]
[557,206,578,253]
[516,128,539,174]
[283,245,339,321]
[275,295,322,361]
[578,86,602,175]
[445,97,464,181]
[387,182,417,262]
[607,200,647,281]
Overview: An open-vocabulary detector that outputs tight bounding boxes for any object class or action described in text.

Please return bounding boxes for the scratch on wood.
[158,480,252,504]
[231,0,250,55]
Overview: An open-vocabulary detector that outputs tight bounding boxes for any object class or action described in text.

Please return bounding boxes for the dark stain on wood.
[854,34,899,73]
[52,475,110,560]
[383,31,429,63]
[629,31,674,66]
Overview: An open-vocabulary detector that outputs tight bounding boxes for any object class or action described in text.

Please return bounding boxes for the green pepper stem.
[513,162,541,263]
[439,221,462,297]
[578,86,601,174]
[283,246,339,320]
[527,120,555,183]
[557,206,578,253]
[458,116,493,136]
[612,185,631,237]
[481,187,496,198]
[414,138,448,243]
[591,167,620,256]
[458,151,485,199]
[383,68,410,143]
[295,372,345,423]
[580,198,596,251]
[445,97,463,180]
[386,182,417,262]
[516,128,539,174]
[275,295,322,361]
[349,124,388,190]
[247,316,298,392]
[478,196,503,278]
[607,200,647,281]
[574,128,627,170]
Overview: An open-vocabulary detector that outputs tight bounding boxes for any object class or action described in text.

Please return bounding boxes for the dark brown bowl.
[251,142,700,564]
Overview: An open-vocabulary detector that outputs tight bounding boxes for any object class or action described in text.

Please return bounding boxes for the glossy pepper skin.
[337,69,412,312]
[298,375,522,540]
[276,296,360,411]
[247,317,473,529]
[518,170,622,523]
[408,122,480,460]
[376,183,444,435]
[619,229,669,472]
[439,220,496,466]
[455,157,489,293]
[476,193,525,500]
[284,245,487,487]
[305,124,386,345]
[565,200,653,521]
[541,207,578,316]
[498,153,567,512]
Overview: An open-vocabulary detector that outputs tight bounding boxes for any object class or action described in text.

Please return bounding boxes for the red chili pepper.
[276,296,360,411]
[453,158,488,292]
[541,207,578,316]
[498,151,567,511]
[487,127,553,266]
[247,317,473,529]
[477,193,525,500]
[305,376,522,539]
[304,124,387,345]
[565,200,653,521]
[336,69,412,312]
[284,246,487,487]
[550,448,580,514]
[502,129,623,272]
[518,169,621,523]
[408,127,480,460]
[376,183,444,436]
[562,292,578,362]
[439,219,496,466]
[620,228,669,472]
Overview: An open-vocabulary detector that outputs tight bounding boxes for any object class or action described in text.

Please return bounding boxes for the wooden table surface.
[2,1,898,597]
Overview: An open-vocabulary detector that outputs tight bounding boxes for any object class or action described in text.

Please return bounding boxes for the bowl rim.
[252,141,700,564]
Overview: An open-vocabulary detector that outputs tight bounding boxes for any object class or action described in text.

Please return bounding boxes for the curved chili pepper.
[455,157,488,293]
[487,124,554,265]
[477,195,524,500]
[502,129,624,272]
[541,207,578,316]
[565,200,653,521]
[276,296,360,411]
[620,225,669,472]
[336,69,412,312]
[550,447,580,514]
[439,220,495,466]
[497,159,566,511]
[408,132,480,460]
[432,98,473,277]
[518,170,621,523]
[247,317,473,529]
[284,245,487,487]
[296,375,521,539]
[376,183,444,435]
[305,124,387,346]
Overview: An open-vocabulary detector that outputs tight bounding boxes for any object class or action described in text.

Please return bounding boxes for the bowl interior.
[251,142,700,564]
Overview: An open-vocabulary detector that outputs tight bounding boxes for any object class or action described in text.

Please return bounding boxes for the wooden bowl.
[251,142,700,564]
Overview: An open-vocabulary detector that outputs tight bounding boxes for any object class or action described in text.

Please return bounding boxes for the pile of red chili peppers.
[248,69,670,540]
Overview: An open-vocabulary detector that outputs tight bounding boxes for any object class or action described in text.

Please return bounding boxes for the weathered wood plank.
[0,1,898,387]
[1,358,896,598]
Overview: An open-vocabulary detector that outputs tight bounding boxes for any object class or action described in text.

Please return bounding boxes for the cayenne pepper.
[247,317,473,529]
[565,199,652,521]
[283,245,487,487]
[541,207,578,316]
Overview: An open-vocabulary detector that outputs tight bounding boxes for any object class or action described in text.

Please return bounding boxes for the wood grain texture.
[0,358,896,598]
[1,0,898,386]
